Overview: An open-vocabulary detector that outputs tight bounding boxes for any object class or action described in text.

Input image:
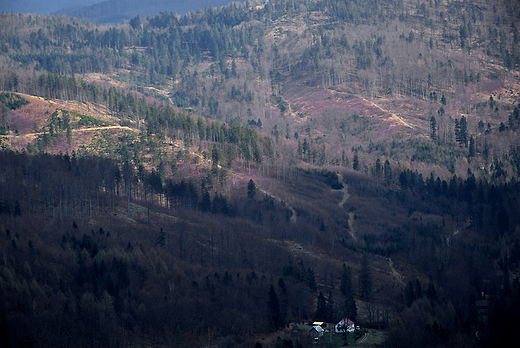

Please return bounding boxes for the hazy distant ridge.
[0,0,100,15]
[53,0,242,24]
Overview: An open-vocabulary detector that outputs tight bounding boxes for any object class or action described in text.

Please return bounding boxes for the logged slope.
[2,92,129,152]
[3,0,519,181]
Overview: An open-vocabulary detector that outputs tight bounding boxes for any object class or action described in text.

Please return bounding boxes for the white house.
[335,318,355,334]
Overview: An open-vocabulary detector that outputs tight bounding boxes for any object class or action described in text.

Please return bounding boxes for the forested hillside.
[2,0,520,180]
[1,0,520,347]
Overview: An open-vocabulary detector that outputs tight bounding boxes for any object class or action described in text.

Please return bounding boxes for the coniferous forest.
[1,0,520,347]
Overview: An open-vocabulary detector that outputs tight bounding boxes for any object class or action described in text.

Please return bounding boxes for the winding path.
[356,332,369,344]
[334,174,357,241]
[389,258,406,285]
[19,125,134,138]
[260,188,297,224]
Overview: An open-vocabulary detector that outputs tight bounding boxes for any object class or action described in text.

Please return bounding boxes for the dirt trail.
[358,96,416,130]
[347,212,356,241]
[19,125,135,138]
[356,332,369,343]
[389,257,406,285]
[260,188,297,224]
[326,88,420,132]
[335,174,405,286]
[335,174,356,241]
[338,181,349,208]
[71,125,135,133]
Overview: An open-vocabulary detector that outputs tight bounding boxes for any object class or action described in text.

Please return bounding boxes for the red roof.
[340,318,354,325]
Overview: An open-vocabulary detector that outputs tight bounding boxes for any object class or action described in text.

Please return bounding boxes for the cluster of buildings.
[309,318,357,343]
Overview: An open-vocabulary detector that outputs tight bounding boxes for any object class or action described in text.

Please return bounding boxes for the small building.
[312,321,327,328]
[309,325,324,339]
[335,318,355,334]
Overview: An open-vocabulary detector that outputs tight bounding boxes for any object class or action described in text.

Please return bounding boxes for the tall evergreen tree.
[268,285,282,331]
[353,151,359,171]
[340,264,357,321]
[455,119,460,144]
[404,281,416,307]
[374,158,382,179]
[384,160,392,185]
[315,291,328,321]
[459,116,468,147]
[170,158,178,178]
[469,136,475,157]
[278,278,288,326]
[430,116,437,140]
[307,268,317,291]
[247,179,256,199]
[455,117,468,147]
[326,291,336,323]
[360,253,372,300]
[344,296,357,323]
[340,264,352,298]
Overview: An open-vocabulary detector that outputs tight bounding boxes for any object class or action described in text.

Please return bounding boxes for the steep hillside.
[2,0,519,181]
[1,92,126,151]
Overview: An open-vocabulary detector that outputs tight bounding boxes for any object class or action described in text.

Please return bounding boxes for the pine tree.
[247,179,256,199]
[157,228,166,247]
[326,291,336,323]
[340,264,352,298]
[415,279,422,299]
[426,282,438,303]
[360,253,372,300]
[302,138,308,161]
[315,292,328,321]
[278,278,288,326]
[170,159,178,178]
[158,161,166,183]
[344,296,357,322]
[384,160,392,185]
[430,116,437,140]
[307,268,317,291]
[200,190,211,212]
[455,119,461,145]
[268,285,282,330]
[404,281,415,307]
[459,116,468,146]
[340,264,357,321]
[211,146,220,174]
[374,158,382,180]
[353,151,359,171]
[469,136,475,157]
